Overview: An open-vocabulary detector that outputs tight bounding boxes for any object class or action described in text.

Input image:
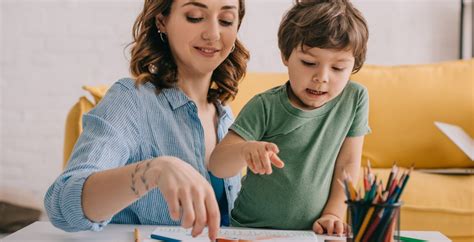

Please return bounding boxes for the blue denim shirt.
[44,78,241,232]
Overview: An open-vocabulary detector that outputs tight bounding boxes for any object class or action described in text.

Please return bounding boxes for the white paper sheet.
[151,226,318,242]
[434,121,474,160]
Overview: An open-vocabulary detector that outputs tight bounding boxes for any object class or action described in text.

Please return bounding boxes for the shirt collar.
[161,86,231,120]
[161,87,192,110]
[215,100,232,120]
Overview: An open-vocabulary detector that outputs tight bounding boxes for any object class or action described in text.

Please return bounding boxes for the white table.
[0,221,451,242]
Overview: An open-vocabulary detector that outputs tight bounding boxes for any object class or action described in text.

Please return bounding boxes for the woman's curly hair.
[129,0,250,104]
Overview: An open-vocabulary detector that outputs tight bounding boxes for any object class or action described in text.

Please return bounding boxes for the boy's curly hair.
[278,0,369,73]
[129,0,250,104]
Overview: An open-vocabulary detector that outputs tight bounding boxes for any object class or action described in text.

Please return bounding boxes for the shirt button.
[228,185,233,191]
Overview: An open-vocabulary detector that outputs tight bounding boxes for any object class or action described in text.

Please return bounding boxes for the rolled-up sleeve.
[45,170,109,231]
[44,81,141,231]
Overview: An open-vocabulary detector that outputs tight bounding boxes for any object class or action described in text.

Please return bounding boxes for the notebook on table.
[150,226,319,241]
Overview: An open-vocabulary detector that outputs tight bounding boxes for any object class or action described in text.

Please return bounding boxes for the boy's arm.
[209,131,249,178]
[324,135,364,218]
[209,131,284,178]
[314,136,364,234]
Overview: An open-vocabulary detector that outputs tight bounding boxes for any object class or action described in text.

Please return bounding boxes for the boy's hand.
[241,141,284,175]
[312,214,346,236]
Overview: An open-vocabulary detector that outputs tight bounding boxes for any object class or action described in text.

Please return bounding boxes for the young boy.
[209,0,370,236]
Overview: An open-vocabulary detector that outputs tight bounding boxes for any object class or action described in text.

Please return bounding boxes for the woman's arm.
[82,156,220,240]
[44,82,220,240]
[313,136,364,235]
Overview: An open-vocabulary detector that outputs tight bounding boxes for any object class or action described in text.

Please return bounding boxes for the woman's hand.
[241,141,285,175]
[150,156,220,240]
[312,213,346,236]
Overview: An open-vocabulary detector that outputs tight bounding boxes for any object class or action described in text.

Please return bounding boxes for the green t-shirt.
[230,81,371,230]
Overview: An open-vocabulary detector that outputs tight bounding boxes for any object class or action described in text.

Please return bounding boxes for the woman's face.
[157,0,240,78]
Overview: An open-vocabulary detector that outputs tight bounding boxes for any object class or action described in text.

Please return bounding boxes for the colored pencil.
[342,163,410,242]
[134,228,140,242]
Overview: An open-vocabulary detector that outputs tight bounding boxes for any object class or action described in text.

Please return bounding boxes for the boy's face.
[282,46,355,110]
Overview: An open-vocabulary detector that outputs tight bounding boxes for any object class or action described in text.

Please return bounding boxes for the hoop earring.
[157,29,167,43]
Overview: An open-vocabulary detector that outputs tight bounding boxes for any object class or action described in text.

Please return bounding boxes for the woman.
[44,0,249,240]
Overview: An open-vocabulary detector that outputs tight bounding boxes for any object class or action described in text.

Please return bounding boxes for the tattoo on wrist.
[130,162,141,197]
[141,160,152,191]
[130,160,153,198]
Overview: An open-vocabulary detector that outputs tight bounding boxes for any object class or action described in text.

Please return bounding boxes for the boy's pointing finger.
[270,153,285,168]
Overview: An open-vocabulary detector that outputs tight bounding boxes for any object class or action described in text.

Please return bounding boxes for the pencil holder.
[345,201,402,242]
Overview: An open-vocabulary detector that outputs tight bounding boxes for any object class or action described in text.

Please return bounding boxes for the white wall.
[0,0,466,213]
[0,0,4,200]
[462,0,473,58]
[241,0,461,72]
[0,0,140,210]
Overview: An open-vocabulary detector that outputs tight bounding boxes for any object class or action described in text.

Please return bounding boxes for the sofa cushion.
[351,60,473,168]
[82,85,108,104]
[63,85,108,168]
[372,168,474,242]
[229,73,289,115]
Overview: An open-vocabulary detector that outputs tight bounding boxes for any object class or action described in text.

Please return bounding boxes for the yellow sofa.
[64,59,474,242]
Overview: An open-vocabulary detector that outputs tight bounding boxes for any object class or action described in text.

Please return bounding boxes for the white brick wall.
[0,0,463,215]
[0,0,141,210]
